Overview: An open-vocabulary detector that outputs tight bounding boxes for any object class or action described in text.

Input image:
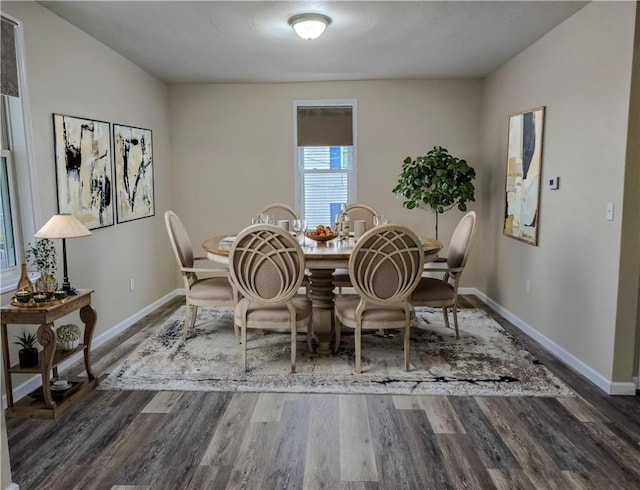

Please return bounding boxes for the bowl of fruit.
[305,225,337,243]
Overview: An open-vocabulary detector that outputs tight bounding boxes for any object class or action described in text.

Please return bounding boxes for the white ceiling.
[39,1,588,84]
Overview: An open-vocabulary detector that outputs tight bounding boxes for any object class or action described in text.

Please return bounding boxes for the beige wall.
[168,79,482,276]
[0,2,176,380]
[479,1,637,381]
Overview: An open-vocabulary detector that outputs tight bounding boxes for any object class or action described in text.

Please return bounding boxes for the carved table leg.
[80,304,97,381]
[307,268,336,356]
[37,323,57,409]
[1,323,13,408]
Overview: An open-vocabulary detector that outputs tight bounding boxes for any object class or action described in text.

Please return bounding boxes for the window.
[1,13,38,292]
[1,147,18,270]
[294,101,357,226]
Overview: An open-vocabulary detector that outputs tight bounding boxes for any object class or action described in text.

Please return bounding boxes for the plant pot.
[58,339,79,351]
[18,348,39,368]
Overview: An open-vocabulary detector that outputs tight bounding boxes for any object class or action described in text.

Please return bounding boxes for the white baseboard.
[2,290,180,409]
[469,287,637,396]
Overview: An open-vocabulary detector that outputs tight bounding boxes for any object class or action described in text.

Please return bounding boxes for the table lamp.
[35,214,91,293]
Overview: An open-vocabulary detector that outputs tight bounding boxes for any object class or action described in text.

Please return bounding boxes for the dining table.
[203,233,442,355]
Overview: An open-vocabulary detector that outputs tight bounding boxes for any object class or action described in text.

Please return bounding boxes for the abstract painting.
[503,107,545,245]
[113,124,154,223]
[53,114,113,230]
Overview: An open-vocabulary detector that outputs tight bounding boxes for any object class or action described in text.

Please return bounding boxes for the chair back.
[349,224,424,305]
[165,211,194,269]
[345,203,379,229]
[447,211,477,271]
[259,203,300,222]
[229,224,305,305]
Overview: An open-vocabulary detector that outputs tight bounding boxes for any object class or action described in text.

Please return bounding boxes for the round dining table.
[203,233,442,355]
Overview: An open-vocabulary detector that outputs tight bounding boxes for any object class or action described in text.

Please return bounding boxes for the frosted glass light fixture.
[288,13,331,40]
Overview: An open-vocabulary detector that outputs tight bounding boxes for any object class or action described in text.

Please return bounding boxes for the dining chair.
[334,203,381,292]
[334,224,425,373]
[164,211,237,340]
[228,224,312,372]
[411,211,477,339]
[259,203,300,223]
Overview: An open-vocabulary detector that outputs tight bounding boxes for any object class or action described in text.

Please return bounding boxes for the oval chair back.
[229,224,305,305]
[349,224,425,305]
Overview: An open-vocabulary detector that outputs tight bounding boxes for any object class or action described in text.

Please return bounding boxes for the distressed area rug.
[100,306,574,397]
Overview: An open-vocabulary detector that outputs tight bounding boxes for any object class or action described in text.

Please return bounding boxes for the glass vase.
[17,263,33,293]
[35,274,58,294]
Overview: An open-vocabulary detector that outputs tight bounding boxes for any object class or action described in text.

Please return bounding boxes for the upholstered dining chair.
[334,203,381,292]
[411,211,477,339]
[164,211,237,340]
[334,224,425,373]
[259,203,300,223]
[228,224,312,372]
[344,203,379,229]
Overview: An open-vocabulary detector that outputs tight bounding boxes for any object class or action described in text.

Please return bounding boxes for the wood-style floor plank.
[339,395,378,482]
[5,295,639,490]
[302,394,342,490]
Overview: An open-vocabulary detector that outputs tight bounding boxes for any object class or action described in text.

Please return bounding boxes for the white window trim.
[0,11,41,293]
[292,99,358,216]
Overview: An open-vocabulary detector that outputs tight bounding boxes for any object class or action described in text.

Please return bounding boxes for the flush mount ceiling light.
[288,13,332,40]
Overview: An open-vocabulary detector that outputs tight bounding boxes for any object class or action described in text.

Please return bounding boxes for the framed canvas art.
[113,124,155,223]
[53,114,114,230]
[503,106,545,245]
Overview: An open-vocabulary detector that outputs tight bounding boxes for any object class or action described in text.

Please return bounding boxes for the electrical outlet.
[129,278,135,292]
[525,279,531,294]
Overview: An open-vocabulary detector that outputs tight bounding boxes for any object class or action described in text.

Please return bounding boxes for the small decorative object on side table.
[0,289,98,419]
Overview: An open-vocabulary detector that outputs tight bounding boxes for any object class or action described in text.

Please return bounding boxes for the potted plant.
[14,330,39,368]
[25,238,58,293]
[57,324,81,351]
[392,146,476,240]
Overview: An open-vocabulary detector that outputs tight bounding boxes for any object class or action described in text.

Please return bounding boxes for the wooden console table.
[1,289,98,419]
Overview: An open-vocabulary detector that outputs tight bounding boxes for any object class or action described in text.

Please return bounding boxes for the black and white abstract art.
[113,124,154,223]
[53,114,114,230]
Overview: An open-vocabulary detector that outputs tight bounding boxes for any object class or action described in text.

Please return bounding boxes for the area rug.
[100,306,574,397]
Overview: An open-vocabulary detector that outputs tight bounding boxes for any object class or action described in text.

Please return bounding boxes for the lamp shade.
[289,13,331,40]
[35,214,92,239]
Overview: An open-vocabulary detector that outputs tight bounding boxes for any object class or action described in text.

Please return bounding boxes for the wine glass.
[373,214,388,227]
[292,219,307,243]
[260,213,274,224]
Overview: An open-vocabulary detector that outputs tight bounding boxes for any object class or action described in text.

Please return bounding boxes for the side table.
[1,289,98,419]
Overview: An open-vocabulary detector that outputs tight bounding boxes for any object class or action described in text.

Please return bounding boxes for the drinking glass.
[260,213,274,224]
[292,219,307,243]
[373,214,388,227]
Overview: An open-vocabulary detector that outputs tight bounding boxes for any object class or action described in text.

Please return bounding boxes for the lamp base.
[61,278,77,295]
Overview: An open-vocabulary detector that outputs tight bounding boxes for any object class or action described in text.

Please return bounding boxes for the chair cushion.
[411,277,455,302]
[188,277,234,301]
[335,295,414,327]
[235,296,312,325]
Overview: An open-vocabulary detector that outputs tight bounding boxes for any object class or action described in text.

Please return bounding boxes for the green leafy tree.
[392,146,476,239]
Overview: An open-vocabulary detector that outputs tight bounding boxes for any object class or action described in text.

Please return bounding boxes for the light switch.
[606,202,614,221]
[546,176,559,190]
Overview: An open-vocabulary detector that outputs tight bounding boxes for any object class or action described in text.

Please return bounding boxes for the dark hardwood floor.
[6,295,640,490]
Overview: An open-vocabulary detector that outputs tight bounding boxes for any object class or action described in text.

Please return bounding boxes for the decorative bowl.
[15,290,32,303]
[57,324,81,351]
[305,232,338,243]
[33,293,48,303]
[54,290,67,301]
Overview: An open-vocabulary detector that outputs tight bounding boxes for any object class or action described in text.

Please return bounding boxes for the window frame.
[0,11,41,293]
[293,99,358,219]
